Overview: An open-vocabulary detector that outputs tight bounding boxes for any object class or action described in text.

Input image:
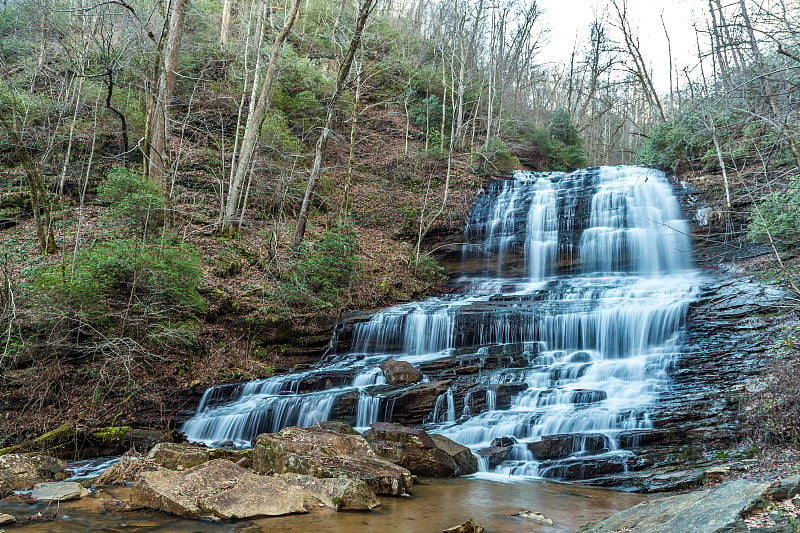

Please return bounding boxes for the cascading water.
[182,165,701,481]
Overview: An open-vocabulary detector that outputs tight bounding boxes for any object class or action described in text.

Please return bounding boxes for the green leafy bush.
[267,226,361,314]
[548,109,581,146]
[27,236,205,350]
[96,166,164,229]
[637,121,690,170]
[473,137,520,177]
[272,89,325,135]
[747,176,800,245]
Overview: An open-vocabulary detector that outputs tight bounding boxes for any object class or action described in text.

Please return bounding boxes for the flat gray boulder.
[31,481,85,502]
[579,477,771,532]
[132,459,307,520]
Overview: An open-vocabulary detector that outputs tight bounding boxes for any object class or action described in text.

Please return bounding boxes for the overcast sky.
[538,0,708,89]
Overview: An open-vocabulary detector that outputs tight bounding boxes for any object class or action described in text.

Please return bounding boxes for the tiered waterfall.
[182,165,701,480]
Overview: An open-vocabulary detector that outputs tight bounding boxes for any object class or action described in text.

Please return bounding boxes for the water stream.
[182,165,701,481]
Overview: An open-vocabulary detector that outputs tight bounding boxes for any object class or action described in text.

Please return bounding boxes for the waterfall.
[182,166,700,481]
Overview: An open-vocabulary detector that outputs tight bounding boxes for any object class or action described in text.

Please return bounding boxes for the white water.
[182,166,700,480]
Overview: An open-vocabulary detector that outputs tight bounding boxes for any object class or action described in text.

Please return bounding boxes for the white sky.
[538,0,708,90]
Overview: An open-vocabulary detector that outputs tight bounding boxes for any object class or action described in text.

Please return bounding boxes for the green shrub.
[267,226,361,314]
[506,120,588,172]
[410,253,446,286]
[260,109,303,157]
[272,88,325,135]
[548,109,581,146]
[96,166,164,229]
[747,176,800,245]
[275,46,330,98]
[27,236,205,348]
[637,121,689,170]
[473,137,520,177]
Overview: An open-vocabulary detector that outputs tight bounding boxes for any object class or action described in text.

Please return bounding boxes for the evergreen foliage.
[747,176,800,245]
[96,166,165,229]
[267,226,361,314]
[26,235,205,354]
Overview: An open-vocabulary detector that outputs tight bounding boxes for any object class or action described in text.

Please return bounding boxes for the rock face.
[0,454,65,495]
[132,459,307,520]
[363,422,478,477]
[252,427,413,496]
[579,477,772,532]
[379,360,422,385]
[528,434,609,461]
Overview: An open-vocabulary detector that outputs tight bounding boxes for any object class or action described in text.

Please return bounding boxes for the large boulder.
[430,434,479,475]
[146,442,249,470]
[277,473,381,511]
[252,427,413,496]
[379,360,422,385]
[0,454,65,495]
[132,459,307,520]
[363,423,477,477]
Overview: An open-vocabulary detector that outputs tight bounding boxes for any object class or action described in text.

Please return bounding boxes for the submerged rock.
[443,518,485,533]
[515,510,554,525]
[132,459,307,520]
[252,427,413,496]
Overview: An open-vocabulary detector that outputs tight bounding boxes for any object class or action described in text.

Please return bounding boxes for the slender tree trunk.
[220,0,233,44]
[0,108,57,254]
[221,0,302,233]
[144,0,188,205]
[339,64,362,226]
[291,0,377,249]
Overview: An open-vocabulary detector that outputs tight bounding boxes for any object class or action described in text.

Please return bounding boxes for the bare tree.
[609,0,665,122]
[144,0,188,204]
[220,0,303,234]
[291,0,378,249]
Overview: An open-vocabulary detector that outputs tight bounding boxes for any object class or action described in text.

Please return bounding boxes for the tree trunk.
[144,0,188,204]
[0,107,57,254]
[291,0,377,250]
[221,0,302,234]
[220,0,233,44]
